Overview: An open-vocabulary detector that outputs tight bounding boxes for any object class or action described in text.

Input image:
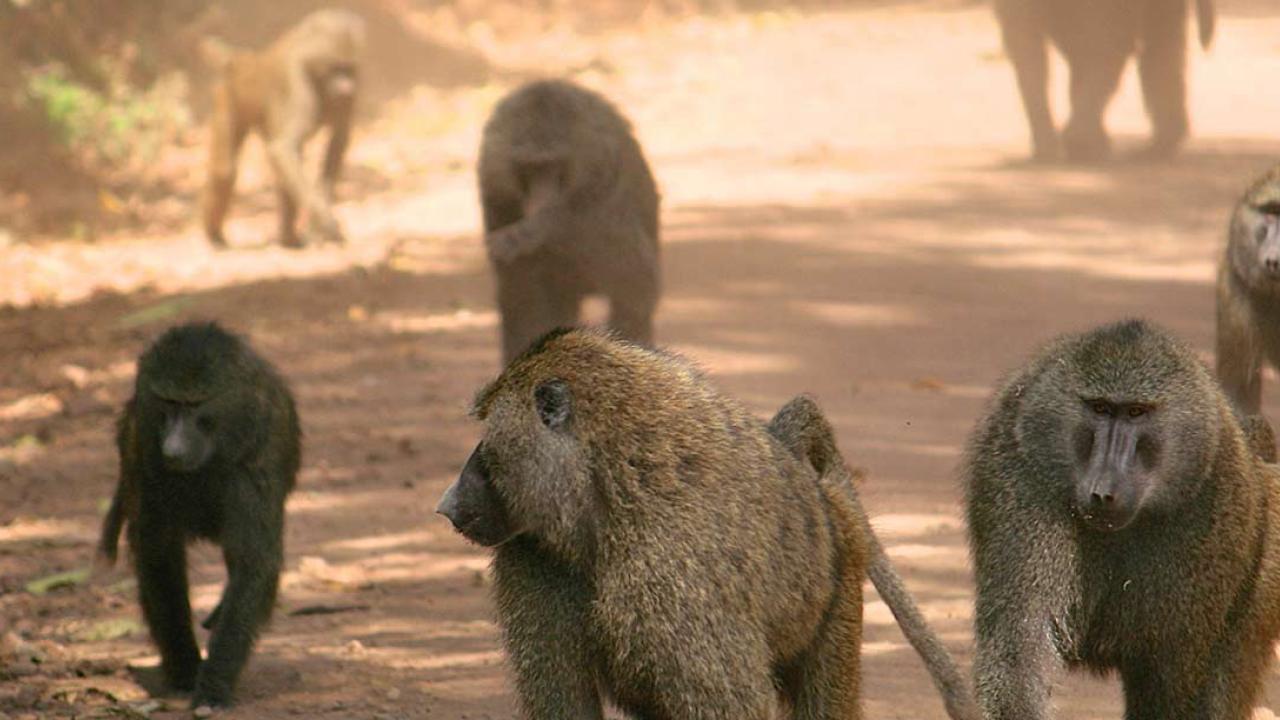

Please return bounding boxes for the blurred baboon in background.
[994,0,1215,162]
[1218,165,1280,417]
[478,80,661,364]
[201,9,364,249]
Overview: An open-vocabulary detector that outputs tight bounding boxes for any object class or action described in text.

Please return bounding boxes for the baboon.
[1244,414,1277,463]
[478,80,661,364]
[964,319,1280,719]
[437,328,978,720]
[201,9,364,249]
[1217,165,1280,417]
[98,322,300,709]
[994,0,1216,162]
[767,396,980,720]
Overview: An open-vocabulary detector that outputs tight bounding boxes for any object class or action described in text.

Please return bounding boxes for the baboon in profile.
[994,0,1215,162]
[201,9,364,249]
[964,319,1280,719]
[1218,165,1280,417]
[98,322,300,709]
[478,80,661,364]
[437,328,978,720]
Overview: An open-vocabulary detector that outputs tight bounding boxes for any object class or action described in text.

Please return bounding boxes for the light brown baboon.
[201,9,364,249]
[1218,165,1280,417]
[994,0,1215,162]
[437,328,978,720]
[478,80,660,364]
[965,319,1280,719]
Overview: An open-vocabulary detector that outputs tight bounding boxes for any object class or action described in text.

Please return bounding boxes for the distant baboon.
[1218,165,1280,417]
[478,80,661,364]
[437,328,977,720]
[201,9,364,248]
[964,319,1280,719]
[98,322,300,709]
[994,0,1216,162]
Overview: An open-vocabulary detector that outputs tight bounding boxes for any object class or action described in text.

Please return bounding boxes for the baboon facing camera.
[98,322,300,709]
[965,319,1280,719]
[201,9,364,249]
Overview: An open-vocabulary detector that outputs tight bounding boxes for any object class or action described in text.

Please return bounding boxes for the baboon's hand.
[486,224,533,264]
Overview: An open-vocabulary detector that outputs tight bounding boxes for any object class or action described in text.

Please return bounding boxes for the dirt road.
[3,2,1280,718]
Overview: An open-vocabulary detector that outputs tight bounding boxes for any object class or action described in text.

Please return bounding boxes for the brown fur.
[477,80,661,363]
[965,319,1280,719]
[1217,164,1280,417]
[439,329,974,719]
[994,0,1214,162]
[768,396,979,720]
[201,9,364,248]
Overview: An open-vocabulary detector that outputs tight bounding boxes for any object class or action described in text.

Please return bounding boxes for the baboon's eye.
[1090,401,1111,416]
[534,379,572,430]
[1127,406,1147,419]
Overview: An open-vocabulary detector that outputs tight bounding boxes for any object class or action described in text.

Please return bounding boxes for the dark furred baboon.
[98,322,300,709]
[437,328,977,720]
[994,0,1215,162]
[201,9,364,248]
[478,80,661,363]
[964,319,1280,720]
[1218,165,1280,417]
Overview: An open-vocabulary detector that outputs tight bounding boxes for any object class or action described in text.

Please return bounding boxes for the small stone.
[193,705,214,718]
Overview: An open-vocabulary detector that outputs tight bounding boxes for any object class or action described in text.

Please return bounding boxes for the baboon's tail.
[1196,0,1216,50]
[861,519,980,720]
[96,491,124,567]
[768,394,980,720]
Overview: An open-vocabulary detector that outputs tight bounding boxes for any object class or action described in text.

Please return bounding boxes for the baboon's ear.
[534,379,571,430]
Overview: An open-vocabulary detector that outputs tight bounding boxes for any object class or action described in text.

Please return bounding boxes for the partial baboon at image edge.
[965,319,1280,719]
[994,0,1216,162]
[1218,164,1280,419]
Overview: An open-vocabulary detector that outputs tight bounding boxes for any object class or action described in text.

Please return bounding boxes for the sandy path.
[3,2,1280,718]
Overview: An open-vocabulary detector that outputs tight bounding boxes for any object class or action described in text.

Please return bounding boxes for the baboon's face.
[149,392,217,474]
[1015,322,1218,534]
[438,378,583,549]
[1069,398,1163,532]
[1235,203,1280,284]
[310,59,358,101]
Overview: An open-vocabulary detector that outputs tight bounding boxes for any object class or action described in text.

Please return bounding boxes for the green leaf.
[25,567,91,595]
[115,297,196,329]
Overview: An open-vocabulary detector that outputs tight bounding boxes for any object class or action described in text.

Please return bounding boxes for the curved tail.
[768,395,980,720]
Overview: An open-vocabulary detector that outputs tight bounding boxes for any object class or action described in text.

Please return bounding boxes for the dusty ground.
[4,1,1280,718]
